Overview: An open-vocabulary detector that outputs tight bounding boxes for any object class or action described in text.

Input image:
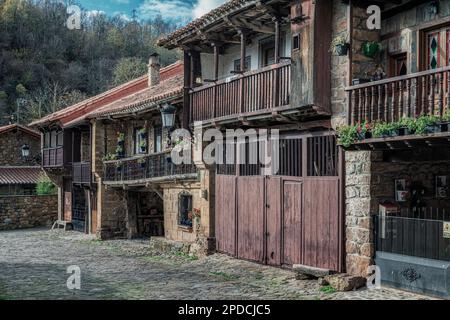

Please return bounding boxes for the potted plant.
[356,121,372,140]
[115,145,124,159]
[398,118,417,136]
[117,132,125,145]
[330,35,349,56]
[441,109,450,132]
[372,122,399,138]
[362,41,381,58]
[139,140,147,153]
[337,125,358,148]
[416,114,440,135]
[102,153,117,162]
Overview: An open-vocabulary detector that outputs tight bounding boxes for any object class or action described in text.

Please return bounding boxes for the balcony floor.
[344,131,450,151]
[103,172,199,187]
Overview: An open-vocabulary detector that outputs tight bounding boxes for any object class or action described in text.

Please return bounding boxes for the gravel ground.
[0,228,435,300]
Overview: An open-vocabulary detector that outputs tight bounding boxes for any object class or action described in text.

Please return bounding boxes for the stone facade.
[0,195,58,231]
[0,129,40,166]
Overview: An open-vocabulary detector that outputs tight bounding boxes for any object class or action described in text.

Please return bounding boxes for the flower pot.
[397,127,415,136]
[335,43,349,56]
[425,125,441,134]
[357,132,372,140]
[440,121,450,132]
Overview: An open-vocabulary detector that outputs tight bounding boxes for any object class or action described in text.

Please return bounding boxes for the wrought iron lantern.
[21,144,30,158]
[160,103,177,129]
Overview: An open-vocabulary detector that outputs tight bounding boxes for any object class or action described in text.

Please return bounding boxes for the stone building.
[0,124,57,230]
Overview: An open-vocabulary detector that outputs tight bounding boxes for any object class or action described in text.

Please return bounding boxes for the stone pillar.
[345,150,382,276]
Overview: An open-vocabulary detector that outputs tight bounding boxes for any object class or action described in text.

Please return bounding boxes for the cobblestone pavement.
[0,228,435,300]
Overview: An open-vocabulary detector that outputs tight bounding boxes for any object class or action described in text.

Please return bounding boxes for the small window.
[154,127,162,153]
[57,131,64,147]
[134,127,146,155]
[234,56,251,72]
[44,132,50,148]
[389,53,407,77]
[178,193,193,228]
[292,34,300,51]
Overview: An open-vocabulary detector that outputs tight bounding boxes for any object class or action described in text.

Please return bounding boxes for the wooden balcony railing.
[42,147,64,167]
[73,162,91,184]
[190,61,291,123]
[346,66,450,125]
[103,152,198,183]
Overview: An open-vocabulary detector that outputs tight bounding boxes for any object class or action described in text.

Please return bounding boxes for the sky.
[76,0,227,23]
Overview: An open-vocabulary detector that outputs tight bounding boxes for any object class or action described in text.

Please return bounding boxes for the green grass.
[209,271,239,282]
[174,251,199,261]
[319,285,336,294]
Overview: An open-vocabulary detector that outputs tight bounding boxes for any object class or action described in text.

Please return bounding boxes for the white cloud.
[138,0,194,22]
[193,0,226,18]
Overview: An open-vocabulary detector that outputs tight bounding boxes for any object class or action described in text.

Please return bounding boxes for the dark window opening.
[389,53,407,77]
[178,193,193,228]
[292,34,300,51]
[134,127,146,155]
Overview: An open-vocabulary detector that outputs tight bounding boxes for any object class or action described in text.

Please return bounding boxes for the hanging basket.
[362,42,380,58]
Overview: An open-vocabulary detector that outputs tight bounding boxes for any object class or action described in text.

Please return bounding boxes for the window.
[423,26,450,70]
[134,127,146,155]
[234,56,251,72]
[44,131,50,148]
[389,53,407,77]
[50,131,57,148]
[178,193,193,228]
[292,34,300,51]
[57,131,63,147]
[154,127,162,153]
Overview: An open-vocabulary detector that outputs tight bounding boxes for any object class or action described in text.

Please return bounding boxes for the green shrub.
[36,174,56,195]
[337,125,358,148]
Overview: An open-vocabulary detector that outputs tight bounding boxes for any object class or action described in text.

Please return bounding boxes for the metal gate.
[215,132,344,271]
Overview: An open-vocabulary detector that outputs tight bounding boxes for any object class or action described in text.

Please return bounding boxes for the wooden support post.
[274,18,280,64]
[274,17,280,107]
[239,30,247,114]
[213,43,219,118]
[183,50,191,129]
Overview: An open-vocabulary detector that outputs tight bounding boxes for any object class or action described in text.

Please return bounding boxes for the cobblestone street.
[0,228,434,300]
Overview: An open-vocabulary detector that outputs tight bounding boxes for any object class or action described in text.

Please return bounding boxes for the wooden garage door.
[237,176,265,263]
[215,175,236,256]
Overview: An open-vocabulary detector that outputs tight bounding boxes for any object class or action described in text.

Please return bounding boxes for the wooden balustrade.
[190,62,291,123]
[103,152,198,183]
[42,147,64,167]
[73,162,91,184]
[346,66,450,125]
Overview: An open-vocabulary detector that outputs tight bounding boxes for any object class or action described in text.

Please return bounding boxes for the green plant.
[398,117,418,134]
[443,109,450,121]
[337,125,358,148]
[415,114,440,135]
[36,174,56,195]
[372,122,399,138]
[139,140,147,148]
[362,41,381,58]
[102,153,117,161]
[115,145,124,154]
[320,285,336,294]
[330,35,349,55]
[117,132,125,142]
[137,157,146,164]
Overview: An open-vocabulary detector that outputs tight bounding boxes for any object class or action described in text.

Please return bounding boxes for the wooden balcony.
[190,62,291,124]
[346,66,450,125]
[73,162,91,184]
[42,147,64,168]
[103,152,198,185]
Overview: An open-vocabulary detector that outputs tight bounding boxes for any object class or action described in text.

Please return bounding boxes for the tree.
[113,57,147,86]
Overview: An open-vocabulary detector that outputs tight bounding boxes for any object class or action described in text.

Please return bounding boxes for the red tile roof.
[0,167,43,185]
[29,61,183,128]
[0,124,40,139]
[158,0,253,48]
[87,73,184,119]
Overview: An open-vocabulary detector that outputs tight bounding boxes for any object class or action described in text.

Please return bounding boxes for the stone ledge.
[293,264,335,279]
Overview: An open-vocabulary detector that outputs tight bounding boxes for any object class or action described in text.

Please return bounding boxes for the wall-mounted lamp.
[21,144,30,158]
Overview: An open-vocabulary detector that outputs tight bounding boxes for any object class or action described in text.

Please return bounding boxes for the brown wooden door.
[303,178,341,271]
[282,180,303,266]
[215,175,237,256]
[237,176,265,263]
[266,177,282,266]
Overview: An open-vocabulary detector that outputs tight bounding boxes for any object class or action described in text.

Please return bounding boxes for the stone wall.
[0,130,40,166]
[0,195,58,231]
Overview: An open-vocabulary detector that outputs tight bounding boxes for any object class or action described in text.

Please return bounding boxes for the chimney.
[148,53,160,87]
